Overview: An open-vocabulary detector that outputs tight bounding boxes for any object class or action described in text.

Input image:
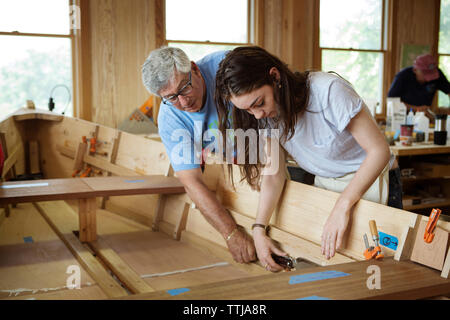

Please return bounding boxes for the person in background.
[388,54,450,114]
[141,46,256,264]
[215,46,402,272]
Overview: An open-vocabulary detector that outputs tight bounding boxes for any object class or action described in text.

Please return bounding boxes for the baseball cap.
[413,54,439,81]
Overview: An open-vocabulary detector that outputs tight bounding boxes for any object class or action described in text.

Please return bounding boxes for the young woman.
[215,46,401,272]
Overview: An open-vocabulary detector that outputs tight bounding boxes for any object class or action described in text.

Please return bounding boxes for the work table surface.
[0,175,185,204]
[390,141,450,156]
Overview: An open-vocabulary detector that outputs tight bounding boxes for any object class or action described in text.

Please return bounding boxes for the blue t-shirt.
[387,67,450,106]
[157,51,227,172]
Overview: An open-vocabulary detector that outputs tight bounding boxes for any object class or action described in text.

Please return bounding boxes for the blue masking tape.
[167,288,190,296]
[23,236,34,243]
[296,295,332,300]
[124,179,145,183]
[289,270,350,285]
[379,231,398,250]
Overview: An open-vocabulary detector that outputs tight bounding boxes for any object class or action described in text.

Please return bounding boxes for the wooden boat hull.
[1,108,449,300]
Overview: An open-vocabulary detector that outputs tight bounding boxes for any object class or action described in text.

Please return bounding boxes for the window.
[165,0,253,61]
[438,0,450,107]
[319,0,386,115]
[0,0,74,116]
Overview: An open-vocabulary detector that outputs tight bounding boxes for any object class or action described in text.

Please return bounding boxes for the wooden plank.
[442,245,450,279]
[410,221,449,271]
[394,215,422,261]
[80,175,185,196]
[28,140,40,174]
[101,131,121,208]
[34,201,128,298]
[0,175,185,205]
[11,108,64,122]
[218,165,415,261]
[73,142,87,171]
[121,258,450,300]
[78,198,97,242]
[180,230,267,276]
[173,203,190,240]
[0,178,91,204]
[1,144,19,179]
[228,209,355,266]
[89,237,155,294]
[56,143,138,176]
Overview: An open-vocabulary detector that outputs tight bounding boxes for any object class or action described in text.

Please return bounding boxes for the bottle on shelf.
[406,109,414,125]
[414,111,430,142]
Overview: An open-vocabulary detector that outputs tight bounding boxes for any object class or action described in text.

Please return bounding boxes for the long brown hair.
[215,46,310,189]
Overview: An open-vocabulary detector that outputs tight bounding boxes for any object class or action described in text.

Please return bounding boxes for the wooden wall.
[80,0,164,127]
[389,0,440,84]
[78,0,442,126]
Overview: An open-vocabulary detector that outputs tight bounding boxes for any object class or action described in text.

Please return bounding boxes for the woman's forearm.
[337,146,390,209]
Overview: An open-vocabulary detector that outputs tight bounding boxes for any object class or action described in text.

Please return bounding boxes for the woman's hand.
[321,201,351,260]
[253,228,287,272]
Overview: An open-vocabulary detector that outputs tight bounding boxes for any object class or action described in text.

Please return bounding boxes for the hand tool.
[363,233,378,260]
[271,253,305,271]
[368,220,384,260]
[424,208,441,243]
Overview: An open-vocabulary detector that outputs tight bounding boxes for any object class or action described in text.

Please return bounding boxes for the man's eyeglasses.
[161,72,193,105]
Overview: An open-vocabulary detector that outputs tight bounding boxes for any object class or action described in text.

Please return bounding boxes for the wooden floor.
[0,201,257,300]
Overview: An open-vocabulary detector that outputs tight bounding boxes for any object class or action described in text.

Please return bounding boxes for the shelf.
[404,199,450,211]
[402,176,450,182]
[390,142,450,157]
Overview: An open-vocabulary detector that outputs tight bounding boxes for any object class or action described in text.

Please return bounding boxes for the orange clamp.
[424,208,441,243]
[89,137,97,154]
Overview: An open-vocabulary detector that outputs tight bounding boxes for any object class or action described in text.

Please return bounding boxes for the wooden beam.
[0,175,185,205]
[394,214,421,261]
[78,197,97,242]
[101,131,121,208]
[1,145,19,179]
[73,142,88,171]
[28,140,40,174]
[89,237,155,294]
[173,202,190,240]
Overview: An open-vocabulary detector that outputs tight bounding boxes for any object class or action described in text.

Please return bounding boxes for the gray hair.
[142,46,191,95]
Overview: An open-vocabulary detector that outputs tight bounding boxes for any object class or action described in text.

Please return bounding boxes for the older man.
[142,46,256,263]
[388,54,450,110]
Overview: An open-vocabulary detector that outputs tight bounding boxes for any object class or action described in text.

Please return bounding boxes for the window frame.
[164,0,255,49]
[437,0,450,108]
[317,0,389,119]
[0,0,76,116]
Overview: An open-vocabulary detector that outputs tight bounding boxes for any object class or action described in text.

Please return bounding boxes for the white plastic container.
[447,115,450,141]
[386,98,406,133]
[414,111,430,142]
[406,109,414,125]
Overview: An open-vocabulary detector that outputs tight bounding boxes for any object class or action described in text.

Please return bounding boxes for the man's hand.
[226,228,257,263]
